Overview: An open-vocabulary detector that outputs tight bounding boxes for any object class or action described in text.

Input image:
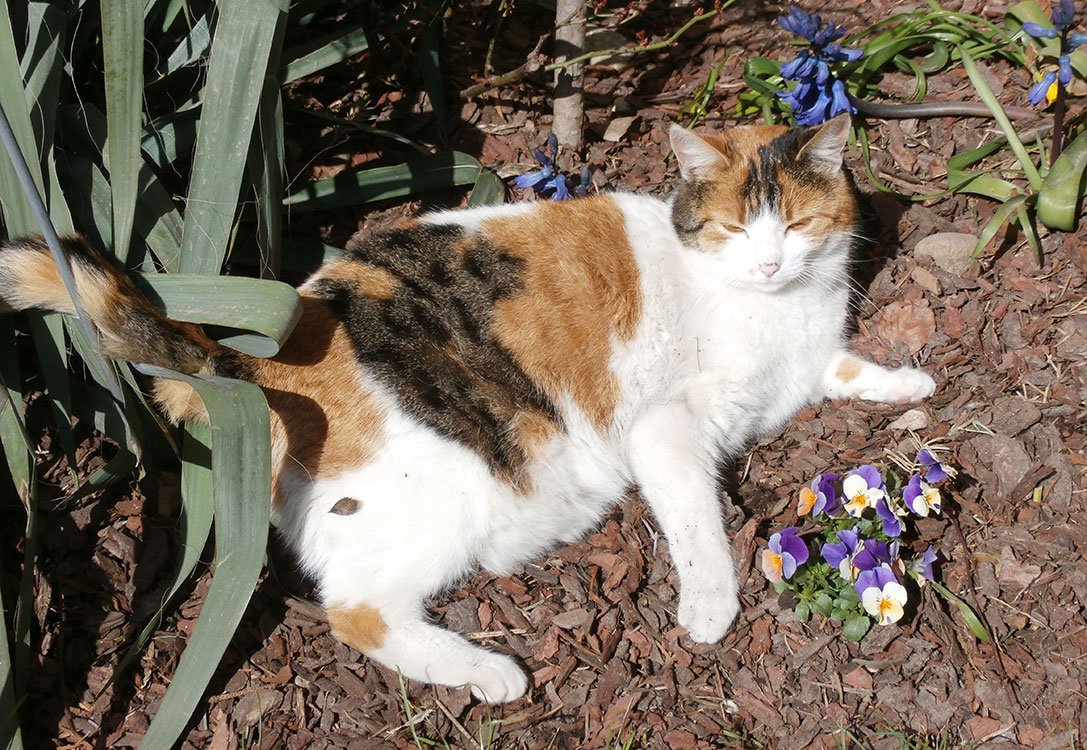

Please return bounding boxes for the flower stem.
[1051,82,1067,168]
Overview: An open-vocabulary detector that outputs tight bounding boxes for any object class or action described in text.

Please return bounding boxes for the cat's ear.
[798,114,851,174]
[669,125,730,181]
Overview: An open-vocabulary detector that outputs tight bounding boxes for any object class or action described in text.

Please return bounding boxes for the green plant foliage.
[1038,129,1087,230]
[0,0,502,746]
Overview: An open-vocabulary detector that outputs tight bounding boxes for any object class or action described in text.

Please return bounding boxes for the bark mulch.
[6,1,1086,748]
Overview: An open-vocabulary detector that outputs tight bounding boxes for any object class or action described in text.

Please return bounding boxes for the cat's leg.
[822,351,935,403]
[326,598,528,703]
[626,401,739,643]
[294,430,530,703]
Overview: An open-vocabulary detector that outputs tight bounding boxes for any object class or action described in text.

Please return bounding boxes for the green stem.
[1051,81,1067,168]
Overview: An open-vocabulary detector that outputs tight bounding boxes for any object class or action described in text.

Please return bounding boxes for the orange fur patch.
[249,296,385,507]
[152,379,209,423]
[317,259,399,300]
[327,603,388,651]
[482,196,642,429]
[836,357,863,383]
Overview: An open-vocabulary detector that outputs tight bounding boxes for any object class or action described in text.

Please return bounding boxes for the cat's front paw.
[678,589,740,644]
[467,651,529,703]
[860,367,935,404]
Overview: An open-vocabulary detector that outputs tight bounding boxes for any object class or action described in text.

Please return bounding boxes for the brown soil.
[5,1,1086,748]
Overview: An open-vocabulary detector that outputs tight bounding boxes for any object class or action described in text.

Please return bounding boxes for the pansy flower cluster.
[761,447,954,641]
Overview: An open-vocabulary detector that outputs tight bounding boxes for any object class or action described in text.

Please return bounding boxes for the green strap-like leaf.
[0,0,44,235]
[249,15,288,280]
[135,273,302,357]
[467,167,505,207]
[101,0,145,262]
[135,368,271,750]
[959,46,1042,191]
[419,7,448,147]
[972,193,1029,257]
[0,582,25,750]
[1038,129,1087,231]
[930,580,992,643]
[153,9,213,79]
[284,151,486,212]
[280,25,369,83]
[21,2,66,181]
[180,0,286,274]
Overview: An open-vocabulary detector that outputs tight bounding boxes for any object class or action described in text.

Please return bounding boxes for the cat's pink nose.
[758,261,780,277]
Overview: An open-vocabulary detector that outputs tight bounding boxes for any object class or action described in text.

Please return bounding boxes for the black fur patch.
[670,180,712,241]
[744,128,832,212]
[311,223,560,480]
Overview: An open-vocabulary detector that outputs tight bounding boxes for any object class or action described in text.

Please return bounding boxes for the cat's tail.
[0,235,225,422]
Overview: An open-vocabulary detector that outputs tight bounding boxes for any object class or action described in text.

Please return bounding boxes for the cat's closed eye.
[715,220,747,236]
[787,217,815,233]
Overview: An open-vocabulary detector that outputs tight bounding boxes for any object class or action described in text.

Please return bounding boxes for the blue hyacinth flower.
[1021,1,1083,107]
[512,133,575,201]
[777,6,862,125]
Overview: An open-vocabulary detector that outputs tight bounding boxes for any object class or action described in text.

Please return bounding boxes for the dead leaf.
[871,300,937,355]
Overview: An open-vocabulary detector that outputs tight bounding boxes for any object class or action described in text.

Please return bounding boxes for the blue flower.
[512,133,574,201]
[1053,0,1076,30]
[777,6,862,125]
[1021,2,1084,106]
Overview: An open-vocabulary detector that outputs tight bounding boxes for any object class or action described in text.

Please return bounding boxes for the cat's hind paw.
[678,590,740,644]
[466,651,529,703]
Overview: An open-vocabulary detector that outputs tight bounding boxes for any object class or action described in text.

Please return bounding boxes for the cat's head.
[668,116,856,289]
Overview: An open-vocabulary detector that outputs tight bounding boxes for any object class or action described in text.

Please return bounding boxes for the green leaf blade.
[135,370,271,750]
[284,151,486,212]
[101,0,145,262]
[180,0,285,274]
[1038,129,1087,231]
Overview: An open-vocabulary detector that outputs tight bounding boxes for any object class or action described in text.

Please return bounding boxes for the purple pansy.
[853,538,897,573]
[761,527,810,584]
[909,546,938,584]
[821,528,861,579]
[798,472,841,517]
[842,464,886,517]
[903,473,942,517]
[855,564,908,625]
[917,449,951,483]
[875,495,906,537]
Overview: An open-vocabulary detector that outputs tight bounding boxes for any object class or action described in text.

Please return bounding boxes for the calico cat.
[0,115,935,703]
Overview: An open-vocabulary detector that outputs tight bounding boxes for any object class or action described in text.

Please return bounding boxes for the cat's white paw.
[466,652,528,703]
[860,367,935,404]
[678,589,741,644]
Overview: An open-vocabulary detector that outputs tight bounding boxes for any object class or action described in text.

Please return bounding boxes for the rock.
[914,232,979,276]
[887,408,931,431]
